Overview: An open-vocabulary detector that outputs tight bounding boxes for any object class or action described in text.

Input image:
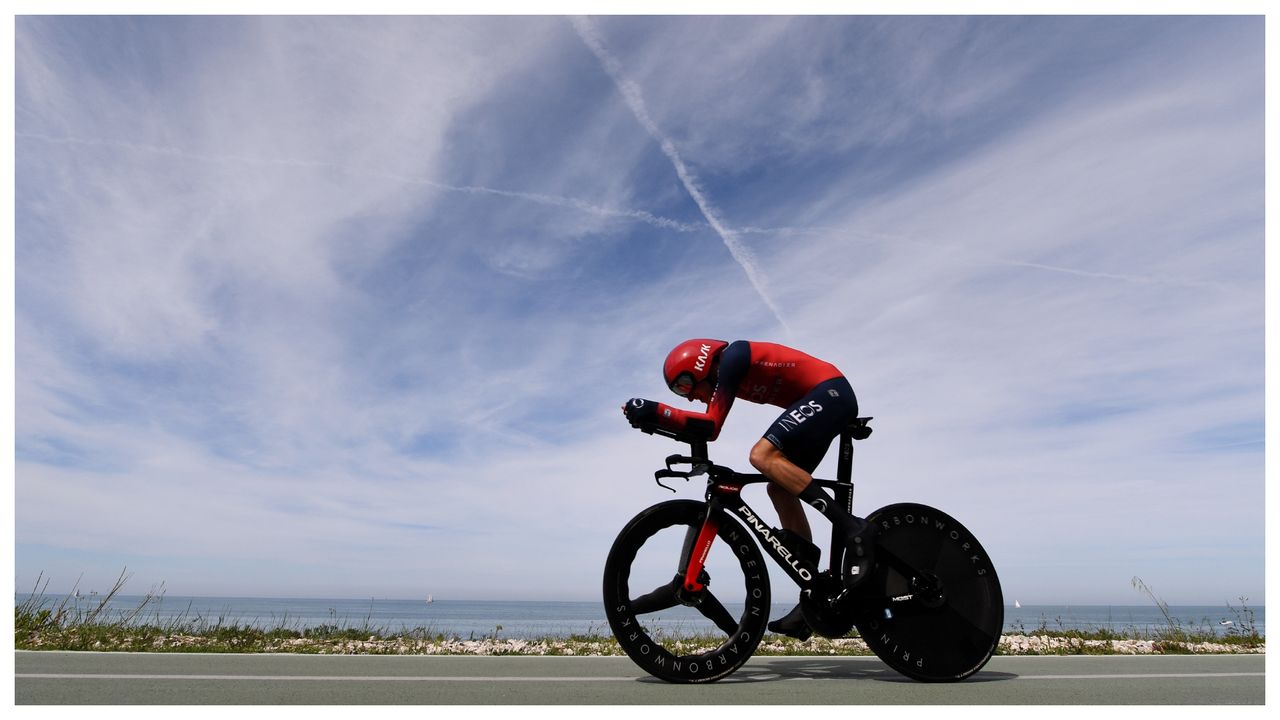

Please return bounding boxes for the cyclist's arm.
[652,340,750,441]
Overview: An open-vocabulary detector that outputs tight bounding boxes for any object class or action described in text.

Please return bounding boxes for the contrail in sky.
[17,134,1222,293]
[14,131,704,234]
[569,16,792,336]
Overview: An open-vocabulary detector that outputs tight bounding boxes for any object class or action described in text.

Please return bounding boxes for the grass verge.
[16,572,1264,656]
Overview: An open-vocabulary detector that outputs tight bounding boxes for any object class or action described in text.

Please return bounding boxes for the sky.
[11,13,1268,606]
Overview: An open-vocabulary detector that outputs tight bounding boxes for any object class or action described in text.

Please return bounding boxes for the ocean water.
[17,595,1265,640]
[1002,604,1264,638]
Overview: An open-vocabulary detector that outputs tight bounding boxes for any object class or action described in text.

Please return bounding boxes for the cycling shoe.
[767,603,813,641]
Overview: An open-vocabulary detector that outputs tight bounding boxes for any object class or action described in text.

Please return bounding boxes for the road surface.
[15,651,1264,704]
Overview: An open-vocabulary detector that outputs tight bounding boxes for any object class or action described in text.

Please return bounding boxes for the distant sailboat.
[1014,600,1021,608]
[426,595,434,604]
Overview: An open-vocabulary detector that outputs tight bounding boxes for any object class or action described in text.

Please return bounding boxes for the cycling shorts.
[762,377,858,473]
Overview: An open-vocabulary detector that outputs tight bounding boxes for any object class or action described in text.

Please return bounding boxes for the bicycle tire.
[853,503,1003,682]
[602,499,770,683]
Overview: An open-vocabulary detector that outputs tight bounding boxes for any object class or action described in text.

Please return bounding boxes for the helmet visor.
[669,372,695,397]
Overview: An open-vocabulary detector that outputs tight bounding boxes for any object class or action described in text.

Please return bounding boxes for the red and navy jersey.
[654,340,843,441]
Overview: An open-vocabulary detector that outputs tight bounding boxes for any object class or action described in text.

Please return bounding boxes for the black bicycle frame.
[669,426,861,598]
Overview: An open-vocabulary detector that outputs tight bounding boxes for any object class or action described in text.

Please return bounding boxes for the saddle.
[846,416,874,441]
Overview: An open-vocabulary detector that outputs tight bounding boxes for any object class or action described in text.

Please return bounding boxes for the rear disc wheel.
[853,503,1003,682]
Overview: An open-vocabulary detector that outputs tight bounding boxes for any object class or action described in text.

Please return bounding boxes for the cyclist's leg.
[754,378,861,638]
[750,439,813,493]
[765,481,812,542]
[752,432,870,550]
[752,440,813,535]
[763,378,873,583]
[753,443,821,640]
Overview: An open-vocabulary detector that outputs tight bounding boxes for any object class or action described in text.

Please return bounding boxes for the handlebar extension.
[637,423,709,457]
[633,422,713,491]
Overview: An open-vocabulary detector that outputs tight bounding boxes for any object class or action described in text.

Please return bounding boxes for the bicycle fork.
[679,512,720,594]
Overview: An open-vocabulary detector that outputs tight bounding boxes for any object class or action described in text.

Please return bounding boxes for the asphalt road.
[15,651,1264,704]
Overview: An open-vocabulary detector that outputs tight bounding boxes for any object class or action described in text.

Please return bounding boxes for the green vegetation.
[992,579,1265,656]
[1123,576,1264,650]
[15,571,1264,656]
[16,570,506,654]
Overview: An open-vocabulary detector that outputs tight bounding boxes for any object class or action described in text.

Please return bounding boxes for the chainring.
[799,572,857,638]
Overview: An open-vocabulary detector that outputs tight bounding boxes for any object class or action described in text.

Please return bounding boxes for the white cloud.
[14,17,1263,605]
[752,21,1263,602]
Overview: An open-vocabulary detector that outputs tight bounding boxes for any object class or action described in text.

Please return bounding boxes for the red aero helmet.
[663,339,728,397]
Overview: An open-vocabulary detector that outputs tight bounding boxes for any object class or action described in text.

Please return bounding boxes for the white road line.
[16,672,1264,682]
[16,674,637,682]
[1014,673,1264,680]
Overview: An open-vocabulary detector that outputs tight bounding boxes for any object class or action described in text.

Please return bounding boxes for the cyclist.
[622,338,873,640]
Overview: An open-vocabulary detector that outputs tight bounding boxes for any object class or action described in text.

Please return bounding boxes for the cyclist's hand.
[622,398,659,428]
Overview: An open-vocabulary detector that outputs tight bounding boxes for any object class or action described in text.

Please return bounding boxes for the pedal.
[798,573,857,638]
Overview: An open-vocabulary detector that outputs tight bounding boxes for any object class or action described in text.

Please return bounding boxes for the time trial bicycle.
[602,417,1003,683]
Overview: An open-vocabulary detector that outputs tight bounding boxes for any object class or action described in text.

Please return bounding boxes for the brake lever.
[635,426,710,491]
[666,454,710,476]
[654,469,691,493]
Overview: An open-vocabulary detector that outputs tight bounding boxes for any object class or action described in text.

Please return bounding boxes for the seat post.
[837,428,853,483]
[835,428,855,514]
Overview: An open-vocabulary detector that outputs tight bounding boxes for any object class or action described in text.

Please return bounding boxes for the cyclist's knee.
[749,438,780,473]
